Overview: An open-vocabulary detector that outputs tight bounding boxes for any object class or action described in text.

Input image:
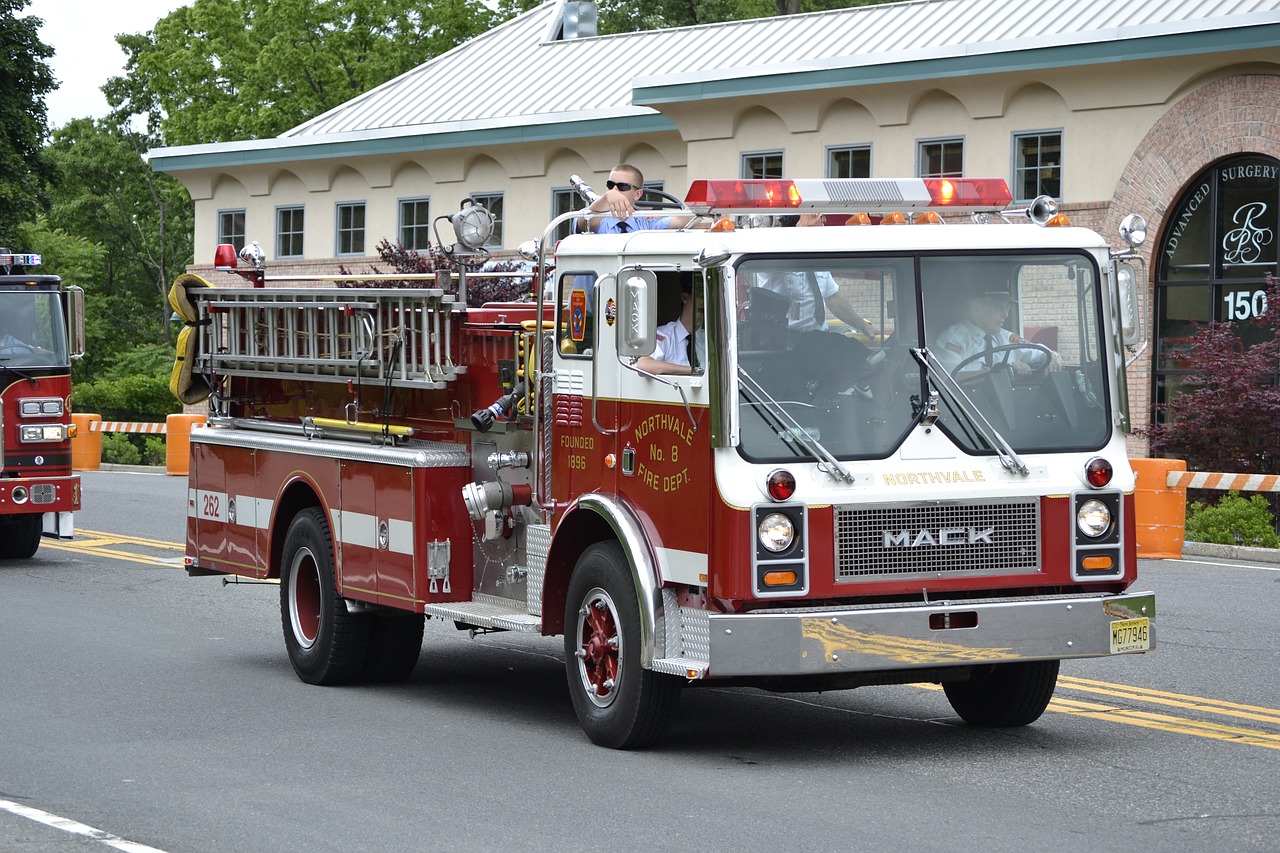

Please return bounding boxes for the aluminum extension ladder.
[194,286,465,389]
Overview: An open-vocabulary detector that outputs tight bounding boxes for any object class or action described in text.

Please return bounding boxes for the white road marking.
[0,798,169,853]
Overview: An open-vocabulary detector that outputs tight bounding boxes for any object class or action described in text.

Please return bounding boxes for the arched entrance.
[1152,154,1280,413]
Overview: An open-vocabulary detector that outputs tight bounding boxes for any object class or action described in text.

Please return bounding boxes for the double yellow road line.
[43,528,185,567]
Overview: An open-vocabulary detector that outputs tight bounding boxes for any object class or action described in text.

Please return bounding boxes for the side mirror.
[1115,262,1140,346]
[67,285,85,360]
[617,268,658,358]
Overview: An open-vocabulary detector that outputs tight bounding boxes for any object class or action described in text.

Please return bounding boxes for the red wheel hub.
[580,599,619,698]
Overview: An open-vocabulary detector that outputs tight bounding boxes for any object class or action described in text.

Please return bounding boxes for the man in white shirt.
[755,214,875,337]
[636,277,705,375]
[934,288,1061,378]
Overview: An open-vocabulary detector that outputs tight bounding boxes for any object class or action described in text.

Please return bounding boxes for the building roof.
[149,0,1280,172]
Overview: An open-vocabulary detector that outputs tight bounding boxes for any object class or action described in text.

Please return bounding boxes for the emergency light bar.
[683,178,1012,216]
[0,253,41,267]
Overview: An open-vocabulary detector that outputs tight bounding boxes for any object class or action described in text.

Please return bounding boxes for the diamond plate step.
[425,599,543,633]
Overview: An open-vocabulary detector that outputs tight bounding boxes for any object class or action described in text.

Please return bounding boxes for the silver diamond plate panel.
[525,524,550,616]
[681,607,711,663]
[835,499,1040,581]
[424,598,542,633]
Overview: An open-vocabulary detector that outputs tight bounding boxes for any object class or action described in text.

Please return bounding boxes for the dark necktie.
[617,220,630,233]
[686,331,696,370]
[984,334,994,367]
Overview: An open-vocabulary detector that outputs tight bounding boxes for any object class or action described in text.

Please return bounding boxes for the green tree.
[0,0,56,243]
[105,0,501,144]
[44,118,193,349]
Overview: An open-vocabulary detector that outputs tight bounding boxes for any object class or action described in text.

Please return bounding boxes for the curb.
[92,463,169,475]
[1182,540,1280,564]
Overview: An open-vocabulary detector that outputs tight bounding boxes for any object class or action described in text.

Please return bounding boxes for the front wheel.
[564,542,681,749]
[943,660,1060,727]
[279,508,370,685]
[0,514,42,560]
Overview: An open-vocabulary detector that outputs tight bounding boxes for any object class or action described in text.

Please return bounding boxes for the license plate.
[1110,617,1150,653]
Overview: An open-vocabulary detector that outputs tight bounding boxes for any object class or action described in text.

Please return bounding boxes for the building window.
[336,202,366,256]
[827,145,871,179]
[399,198,431,250]
[276,206,304,259]
[917,138,964,178]
[1153,153,1280,415]
[742,151,783,180]
[218,209,246,251]
[552,187,578,241]
[470,192,503,247]
[1013,131,1063,201]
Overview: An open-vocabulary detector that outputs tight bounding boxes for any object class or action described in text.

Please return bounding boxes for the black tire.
[361,613,425,683]
[943,659,1060,727]
[0,514,42,560]
[279,508,370,685]
[564,542,681,749]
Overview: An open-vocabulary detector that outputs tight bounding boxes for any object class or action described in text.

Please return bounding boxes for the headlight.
[20,398,64,417]
[20,424,67,442]
[758,512,795,553]
[1076,499,1112,538]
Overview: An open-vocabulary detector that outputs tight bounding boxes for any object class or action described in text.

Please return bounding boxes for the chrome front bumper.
[703,590,1154,677]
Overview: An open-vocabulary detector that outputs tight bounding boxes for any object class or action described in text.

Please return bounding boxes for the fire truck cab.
[180,178,1155,748]
[0,251,84,559]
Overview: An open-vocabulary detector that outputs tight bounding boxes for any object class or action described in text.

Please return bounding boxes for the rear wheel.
[0,514,42,560]
[279,508,370,684]
[564,542,680,749]
[943,660,1060,727]
[361,612,424,683]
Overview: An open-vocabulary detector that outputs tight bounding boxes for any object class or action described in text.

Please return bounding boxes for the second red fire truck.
[176,177,1155,748]
[0,250,83,559]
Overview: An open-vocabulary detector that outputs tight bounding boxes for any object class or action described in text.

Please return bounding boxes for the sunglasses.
[606,180,637,192]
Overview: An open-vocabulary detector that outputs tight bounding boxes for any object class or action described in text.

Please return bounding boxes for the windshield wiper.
[910,348,1030,477]
[0,360,37,384]
[738,366,854,483]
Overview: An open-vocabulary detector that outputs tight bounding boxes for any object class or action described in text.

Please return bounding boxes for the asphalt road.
[0,469,1277,852]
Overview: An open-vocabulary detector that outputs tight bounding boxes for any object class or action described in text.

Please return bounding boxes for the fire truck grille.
[834,499,1040,580]
[31,484,57,505]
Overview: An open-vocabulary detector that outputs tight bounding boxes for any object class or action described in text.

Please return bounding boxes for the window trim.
[217,208,246,251]
[825,144,873,179]
[335,200,367,257]
[741,149,785,180]
[916,136,965,178]
[275,205,305,260]
[1011,129,1064,203]
[397,196,432,251]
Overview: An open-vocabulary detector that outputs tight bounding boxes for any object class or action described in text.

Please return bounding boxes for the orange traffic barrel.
[166,413,206,476]
[70,413,102,471]
[1131,458,1188,559]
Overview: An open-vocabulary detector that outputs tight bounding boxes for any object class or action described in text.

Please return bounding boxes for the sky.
[27,0,188,127]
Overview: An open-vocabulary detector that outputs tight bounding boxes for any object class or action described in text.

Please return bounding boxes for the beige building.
[149,0,1280,449]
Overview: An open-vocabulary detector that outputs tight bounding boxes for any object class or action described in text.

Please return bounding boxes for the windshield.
[0,291,68,367]
[734,252,1109,461]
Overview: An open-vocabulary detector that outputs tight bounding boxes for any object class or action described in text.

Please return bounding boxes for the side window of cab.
[557,271,597,358]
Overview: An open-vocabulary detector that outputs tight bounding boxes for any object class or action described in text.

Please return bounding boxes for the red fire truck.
[0,250,84,559]
[177,178,1155,748]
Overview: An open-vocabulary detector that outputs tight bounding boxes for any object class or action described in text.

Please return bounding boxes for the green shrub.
[101,433,142,466]
[142,436,166,466]
[1184,492,1280,548]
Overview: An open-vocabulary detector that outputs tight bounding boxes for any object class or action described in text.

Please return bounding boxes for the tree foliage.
[105,0,502,144]
[1147,274,1280,477]
[43,119,193,351]
[0,0,56,243]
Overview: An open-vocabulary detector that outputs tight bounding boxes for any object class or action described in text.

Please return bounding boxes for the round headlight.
[758,512,795,553]
[1076,499,1111,538]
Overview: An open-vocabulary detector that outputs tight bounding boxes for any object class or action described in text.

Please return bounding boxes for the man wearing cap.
[934,287,1061,378]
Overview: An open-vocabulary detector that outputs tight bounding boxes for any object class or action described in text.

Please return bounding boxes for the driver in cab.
[934,287,1062,379]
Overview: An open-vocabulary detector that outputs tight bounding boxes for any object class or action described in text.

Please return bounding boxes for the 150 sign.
[1222,288,1269,321]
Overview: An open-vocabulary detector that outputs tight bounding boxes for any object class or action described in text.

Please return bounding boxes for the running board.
[425,599,542,633]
